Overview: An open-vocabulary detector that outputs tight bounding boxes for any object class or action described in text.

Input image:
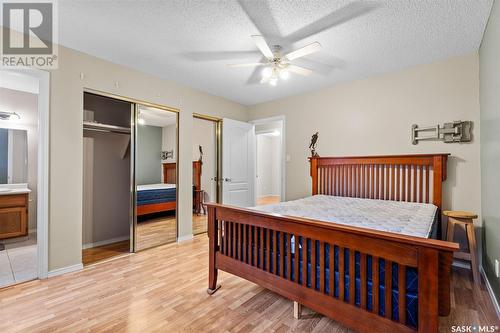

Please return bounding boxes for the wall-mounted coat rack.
[411,121,472,145]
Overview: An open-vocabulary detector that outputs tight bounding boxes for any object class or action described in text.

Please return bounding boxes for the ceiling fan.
[228,35,322,86]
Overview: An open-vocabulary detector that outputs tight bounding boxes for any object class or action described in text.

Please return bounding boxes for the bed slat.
[373,256,380,315]
[399,264,407,325]
[329,244,335,296]
[280,232,285,278]
[312,239,317,290]
[349,249,355,305]
[361,253,367,309]
[385,259,392,320]
[294,234,299,282]
[319,241,325,292]
[338,246,345,301]
[302,237,307,286]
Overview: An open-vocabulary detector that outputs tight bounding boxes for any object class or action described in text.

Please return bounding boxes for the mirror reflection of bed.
[135,106,178,251]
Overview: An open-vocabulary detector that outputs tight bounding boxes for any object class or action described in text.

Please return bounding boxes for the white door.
[222,118,255,207]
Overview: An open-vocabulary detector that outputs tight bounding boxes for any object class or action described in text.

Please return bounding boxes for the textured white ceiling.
[59,0,493,106]
[138,105,176,127]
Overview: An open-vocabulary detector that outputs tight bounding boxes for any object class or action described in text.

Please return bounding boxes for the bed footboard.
[207,204,458,333]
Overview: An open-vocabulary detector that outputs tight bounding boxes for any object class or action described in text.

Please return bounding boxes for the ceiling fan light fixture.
[279,69,289,80]
[262,67,272,78]
[269,77,278,86]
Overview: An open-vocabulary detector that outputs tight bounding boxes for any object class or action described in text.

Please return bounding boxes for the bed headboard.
[310,154,449,209]
[162,161,202,190]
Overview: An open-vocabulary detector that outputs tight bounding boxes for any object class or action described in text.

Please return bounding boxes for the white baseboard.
[177,234,193,243]
[82,236,129,250]
[48,263,83,278]
[480,266,500,319]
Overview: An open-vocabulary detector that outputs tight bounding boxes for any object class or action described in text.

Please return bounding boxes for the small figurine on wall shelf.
[309,132,319,157]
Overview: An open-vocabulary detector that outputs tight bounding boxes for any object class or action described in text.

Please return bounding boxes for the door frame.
[193,113,222,204]
[250,115,286,202]
[1,68,50,279]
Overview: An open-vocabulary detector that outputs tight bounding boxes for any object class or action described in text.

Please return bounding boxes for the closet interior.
[82,92,133,265]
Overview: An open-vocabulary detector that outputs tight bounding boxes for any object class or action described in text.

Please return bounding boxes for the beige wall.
[479,0,500,302]
[48,45,247,271]
[248,54,482,236]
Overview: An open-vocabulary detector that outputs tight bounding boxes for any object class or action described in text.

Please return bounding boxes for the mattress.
[254,195,438,238]
[137,183,176,191]
[137,183,176,205]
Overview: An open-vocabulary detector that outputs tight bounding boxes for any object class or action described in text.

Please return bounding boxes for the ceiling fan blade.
[227,62,267,68]
[181,50,261,61]
[238,0,282,41]
[293,57,345,75]
[285,1,380,43]
[246,56,268,85]
[251,35,275,59]
[285,42,322,61]
[287,65,313,76]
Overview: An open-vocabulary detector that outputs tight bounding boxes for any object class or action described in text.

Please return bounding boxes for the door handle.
[224,178,232,182]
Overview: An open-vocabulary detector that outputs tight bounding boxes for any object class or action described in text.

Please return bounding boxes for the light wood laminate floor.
[136,214,177,251]
[82,241,130,266]
[1,235,498,332]
[193,214,207,235]
[136,213,208,251]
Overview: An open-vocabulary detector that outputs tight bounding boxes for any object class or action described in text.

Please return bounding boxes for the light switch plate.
[495,259,499,278]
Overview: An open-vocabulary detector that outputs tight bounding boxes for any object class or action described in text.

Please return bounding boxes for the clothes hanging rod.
[83,121,131,134]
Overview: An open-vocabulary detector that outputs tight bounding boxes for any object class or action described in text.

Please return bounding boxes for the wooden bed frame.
[206,154,459,333]
[136,161,202,216]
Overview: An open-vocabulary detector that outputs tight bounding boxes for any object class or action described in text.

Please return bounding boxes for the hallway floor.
[0,233,37,288]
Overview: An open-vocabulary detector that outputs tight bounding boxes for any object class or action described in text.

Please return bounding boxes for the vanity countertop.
[0,184,31,196]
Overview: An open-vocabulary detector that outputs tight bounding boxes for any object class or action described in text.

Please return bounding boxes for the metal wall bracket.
[412,121,472,145]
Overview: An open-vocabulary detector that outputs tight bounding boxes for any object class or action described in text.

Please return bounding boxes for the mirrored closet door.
[134,105,178,251]
[192,115,220,236]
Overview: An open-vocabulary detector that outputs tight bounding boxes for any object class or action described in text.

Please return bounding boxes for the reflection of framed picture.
[161,150,174,160]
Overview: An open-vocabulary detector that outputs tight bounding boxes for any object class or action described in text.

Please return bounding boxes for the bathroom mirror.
[0,128,28,184]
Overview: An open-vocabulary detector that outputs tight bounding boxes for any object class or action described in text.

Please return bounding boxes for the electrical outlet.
[495,259,499,278]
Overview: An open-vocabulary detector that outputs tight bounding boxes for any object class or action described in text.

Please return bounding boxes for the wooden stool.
[444,210,480,284]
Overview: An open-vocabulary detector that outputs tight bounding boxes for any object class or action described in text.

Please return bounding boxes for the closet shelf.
[83,121,131,134]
